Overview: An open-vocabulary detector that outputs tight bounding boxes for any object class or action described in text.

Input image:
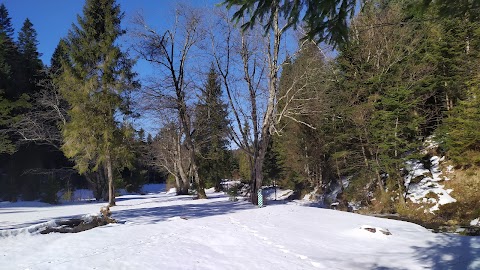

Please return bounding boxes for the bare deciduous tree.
[209,6,293,204]
[132,5,207,198]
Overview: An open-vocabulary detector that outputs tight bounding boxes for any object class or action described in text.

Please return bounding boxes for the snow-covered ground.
[1,189,479,270]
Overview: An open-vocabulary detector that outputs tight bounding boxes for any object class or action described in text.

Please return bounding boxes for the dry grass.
[438,168,480,224]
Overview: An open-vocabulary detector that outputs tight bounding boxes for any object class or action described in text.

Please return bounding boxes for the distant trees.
[58,0,138,206]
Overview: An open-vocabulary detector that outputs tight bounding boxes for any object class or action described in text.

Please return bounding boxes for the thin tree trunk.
[106,151,115,206]
[394,116,399,158]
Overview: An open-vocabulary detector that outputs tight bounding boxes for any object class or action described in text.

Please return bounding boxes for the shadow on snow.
[113,196,254,224]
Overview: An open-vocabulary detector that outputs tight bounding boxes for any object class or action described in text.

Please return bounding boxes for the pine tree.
[331,1,430,206]
[58,0,137,206]
[50,39,69,74]
[0,3,17,98]
[275,41,333,194]
[194,65,231,191]
[443,81,480,166]
[18,18,43,93]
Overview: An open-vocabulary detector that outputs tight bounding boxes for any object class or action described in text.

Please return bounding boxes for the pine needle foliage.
[58,0,138,206]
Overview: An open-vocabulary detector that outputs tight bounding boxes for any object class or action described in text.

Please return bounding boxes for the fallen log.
[40,206,116,234]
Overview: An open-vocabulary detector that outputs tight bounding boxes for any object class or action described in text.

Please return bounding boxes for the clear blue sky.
[2,0,220,66]
[2,0,222,134]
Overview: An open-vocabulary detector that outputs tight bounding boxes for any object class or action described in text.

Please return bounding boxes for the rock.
[361,225,392,235]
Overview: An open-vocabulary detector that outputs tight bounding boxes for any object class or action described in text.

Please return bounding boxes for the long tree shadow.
[411,234,480,270]
[112,198,254,224]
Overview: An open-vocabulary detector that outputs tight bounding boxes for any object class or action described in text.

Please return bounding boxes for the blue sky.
[2,0,220,66]
[2,0,222,134]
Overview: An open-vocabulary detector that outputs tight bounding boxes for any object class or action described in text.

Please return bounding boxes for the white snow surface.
[471,218,480,227]
[1,190,479,270]
[404,156,456,212]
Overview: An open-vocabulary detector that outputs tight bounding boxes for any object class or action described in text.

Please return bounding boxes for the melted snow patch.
[405,156,456,213]
[166,187,177,194]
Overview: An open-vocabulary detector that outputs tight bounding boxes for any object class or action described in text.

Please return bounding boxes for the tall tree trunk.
[106,151,115,206]
[251,136,269,204]
[250,3,281,205]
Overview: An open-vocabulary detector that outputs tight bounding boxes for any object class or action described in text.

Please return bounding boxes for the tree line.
[1,0,479,222]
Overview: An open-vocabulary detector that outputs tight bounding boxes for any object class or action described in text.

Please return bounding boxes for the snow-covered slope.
[404,156,456,212]
[1,190,479,270]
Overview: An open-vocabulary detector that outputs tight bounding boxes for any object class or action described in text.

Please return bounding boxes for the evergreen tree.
[0,3,17,98]
[275,41,333,194]
[50,39,69,74]
[18,18,43,93]
[330,1,431,208]
[194,66,231,191]
[58,0,138,206]
[443,79,480,166]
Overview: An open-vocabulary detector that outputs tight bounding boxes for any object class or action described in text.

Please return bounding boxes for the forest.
[1,0,479,228]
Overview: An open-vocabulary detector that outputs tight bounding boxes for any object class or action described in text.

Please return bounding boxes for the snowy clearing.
[1,189,479,270]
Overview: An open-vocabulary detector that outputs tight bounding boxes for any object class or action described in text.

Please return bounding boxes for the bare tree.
[208,6,293,204]
[12,71,67,149]
[132,5,207,198]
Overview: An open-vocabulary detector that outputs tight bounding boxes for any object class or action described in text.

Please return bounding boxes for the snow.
[1,189,479,269]
[141,183,166,194]
[471,218,479,227]
[404,156,456,212]
[263,186,293,201]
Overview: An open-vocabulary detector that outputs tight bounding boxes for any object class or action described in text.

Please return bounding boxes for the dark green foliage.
[50,39,69,74]
[422,0,480,21]
[442,83,480,166]
[333,1,430,198]
[274,41,334,194]
[0,92,28,154]
[194,66,232,191]
[0,4,16,98]
[262,138,282,185]
[222,0,357,46]
[18,18,43,93]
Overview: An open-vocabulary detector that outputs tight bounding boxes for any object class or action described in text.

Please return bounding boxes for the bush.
[227,184,239,201]
[61,189,73,202]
